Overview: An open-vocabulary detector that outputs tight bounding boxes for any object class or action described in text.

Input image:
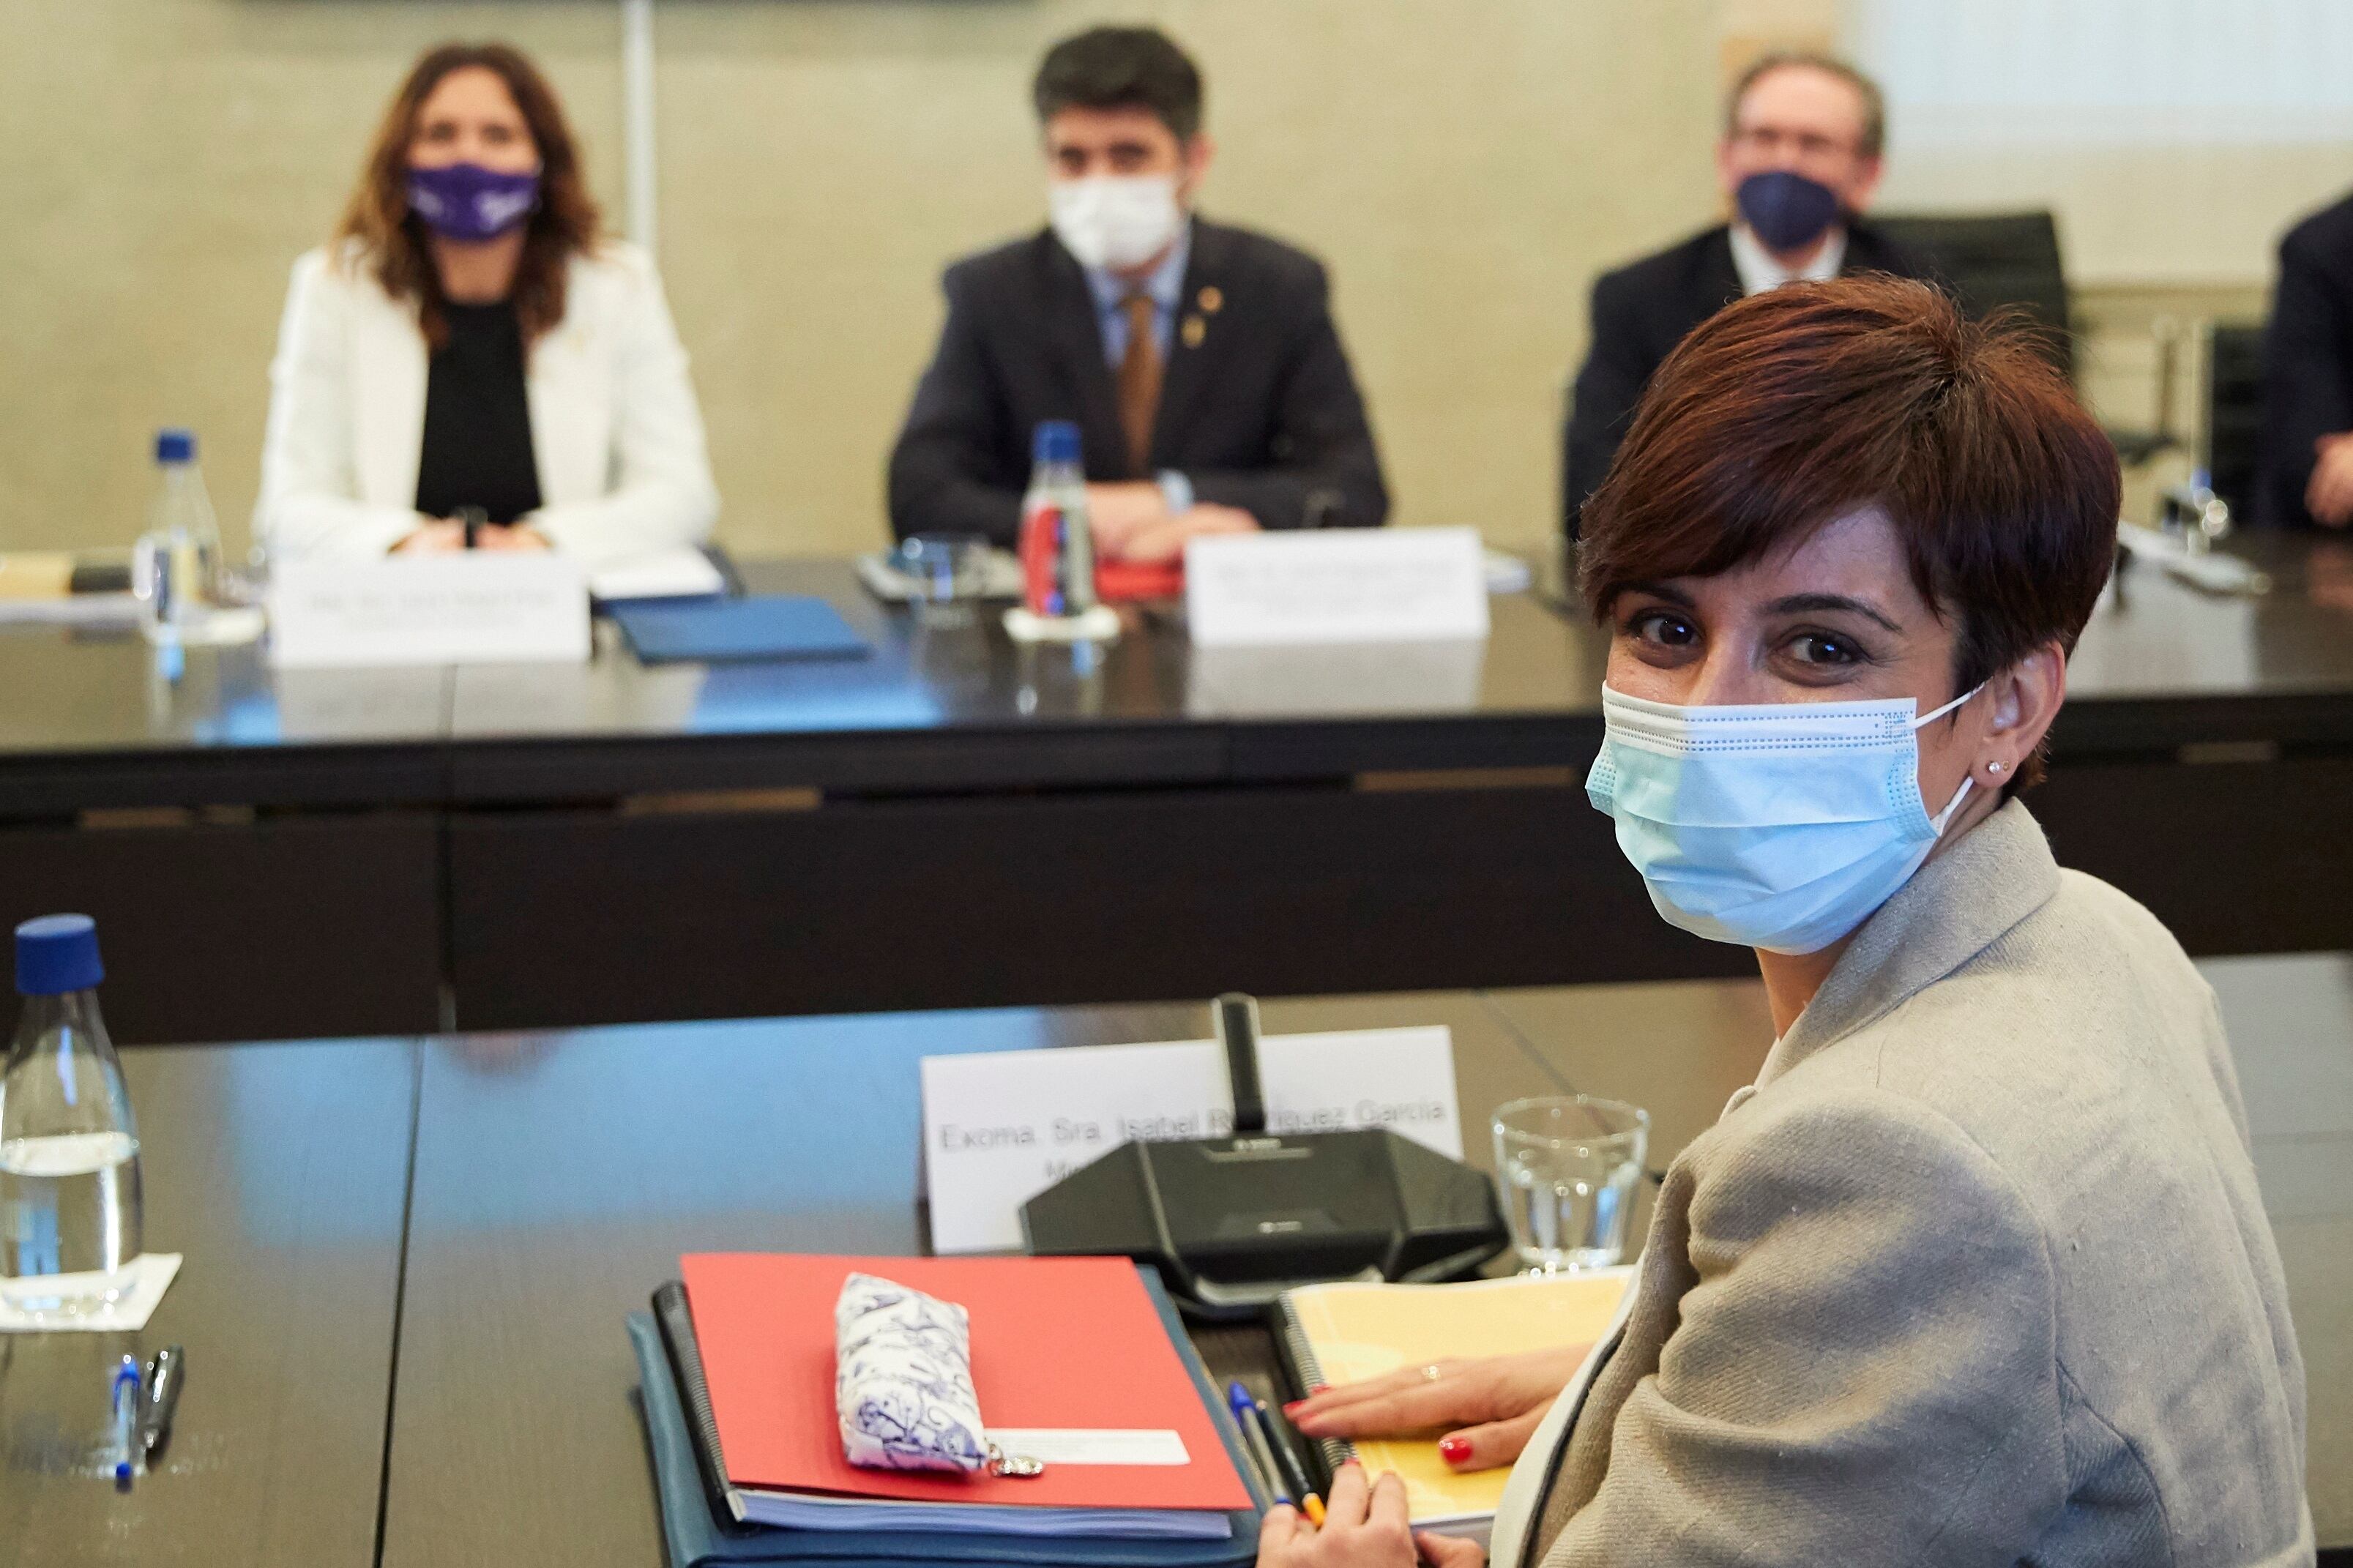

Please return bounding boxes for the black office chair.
[1876,209,2177,468]
[1875,211,2076,379]
[2203,323,2264,522]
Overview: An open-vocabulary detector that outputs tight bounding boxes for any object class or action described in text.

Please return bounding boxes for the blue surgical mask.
[1586,684,1980,955]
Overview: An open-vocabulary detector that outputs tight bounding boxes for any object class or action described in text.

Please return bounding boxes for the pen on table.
[1246,1386,1327,1526]
[1225,1381,1291,1509]
[108,1355,141,1482]
[140,1345,184,1457]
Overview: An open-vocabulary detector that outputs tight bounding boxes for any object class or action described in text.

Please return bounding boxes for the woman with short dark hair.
[1269,276,2311,1567]
[256,42,717,567]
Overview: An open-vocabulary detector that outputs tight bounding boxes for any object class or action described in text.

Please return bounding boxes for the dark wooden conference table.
[3,957,2346,1564]
[0,533,2349,1047]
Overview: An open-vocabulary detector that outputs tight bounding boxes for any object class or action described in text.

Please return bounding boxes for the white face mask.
[1048,174,1184,272]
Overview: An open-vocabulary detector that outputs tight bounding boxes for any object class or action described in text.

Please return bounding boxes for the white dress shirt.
[1081,220,1191,367]
[255,239,719,570]
[1728,222,1847,297]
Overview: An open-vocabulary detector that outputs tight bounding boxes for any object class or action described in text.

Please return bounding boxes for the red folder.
[680,1253,1253,1512]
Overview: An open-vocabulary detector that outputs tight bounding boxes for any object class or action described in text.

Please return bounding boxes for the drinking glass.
[1491,1095,1649,1273]
[895,533,991,626]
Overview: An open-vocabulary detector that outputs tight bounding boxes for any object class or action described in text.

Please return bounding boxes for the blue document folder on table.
[612,595,870,665]
[627,1265,1267,1567]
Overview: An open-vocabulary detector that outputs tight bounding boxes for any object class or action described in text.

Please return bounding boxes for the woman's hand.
[1284,1345,1590,1473]
[1256,1464,1484,1568]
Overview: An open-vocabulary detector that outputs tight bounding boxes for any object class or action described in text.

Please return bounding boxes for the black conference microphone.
[1217,992,1267,1136]
[1022,992,1507,1321]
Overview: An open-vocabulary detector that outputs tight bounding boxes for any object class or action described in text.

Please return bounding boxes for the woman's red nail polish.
[1437,1436,1472,1465]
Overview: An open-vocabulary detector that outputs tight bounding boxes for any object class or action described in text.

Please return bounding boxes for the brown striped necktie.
[1116,292,1163,474]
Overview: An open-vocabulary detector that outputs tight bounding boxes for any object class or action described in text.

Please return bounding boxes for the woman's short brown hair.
[1578,274,2119,788]
[335,42,600,348]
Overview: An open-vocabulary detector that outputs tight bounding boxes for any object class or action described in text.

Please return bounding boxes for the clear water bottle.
[0,915,143,1315]
[1018,420,1098,617]
[133,428,225,645]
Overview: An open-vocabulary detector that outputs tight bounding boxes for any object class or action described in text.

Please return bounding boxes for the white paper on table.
[1482,548,1534,594]
[920,1027,1462,1254]
[0,1252,183,1332]
[589,547,726,602]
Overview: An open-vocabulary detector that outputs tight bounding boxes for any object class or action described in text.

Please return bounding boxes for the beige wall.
[0,0,1730,562]
[1,1,2263,564]
[0,1,631,561]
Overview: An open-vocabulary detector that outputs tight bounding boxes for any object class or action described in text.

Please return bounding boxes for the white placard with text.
[1183,527,1491,646]
[920,1026,1462,1254]
[269,554,591,668]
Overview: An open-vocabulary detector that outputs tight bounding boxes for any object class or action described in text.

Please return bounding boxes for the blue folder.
[626,1266,1267,1567]
[612,595,870,665]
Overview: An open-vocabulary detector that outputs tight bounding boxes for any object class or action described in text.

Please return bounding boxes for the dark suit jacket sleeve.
[1185,263,1390,530]
[887,263,1025,546]
[1562,269,1650,539]
[2259,225,2353,529]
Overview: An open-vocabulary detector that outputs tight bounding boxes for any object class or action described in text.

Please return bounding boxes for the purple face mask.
[406,162,540,242]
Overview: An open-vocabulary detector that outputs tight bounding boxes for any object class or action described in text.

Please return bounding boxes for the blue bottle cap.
[15,914,103,996]
[155,428,195,465]
[1032,420,1081,466]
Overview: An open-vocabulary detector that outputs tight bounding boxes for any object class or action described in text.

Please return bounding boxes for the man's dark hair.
[1727,51,1887,160]
[1032,26,1204,143]
[1579,275,2120,791]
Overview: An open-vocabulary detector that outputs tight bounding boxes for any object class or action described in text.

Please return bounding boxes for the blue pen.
[110,1356,141,1482]
[1226,1381,1291,1507]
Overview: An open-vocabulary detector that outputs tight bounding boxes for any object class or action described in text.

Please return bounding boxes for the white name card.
[1184,527,1491,646]
[269,555,592,668]
[919,1026,1463,1255]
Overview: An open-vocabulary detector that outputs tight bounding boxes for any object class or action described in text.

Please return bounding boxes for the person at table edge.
[1560,51,1928,537]
[1267,278,2310,1567]
[887,25,1389,562]
[254,41,718,568]
[2259,184,2353,529]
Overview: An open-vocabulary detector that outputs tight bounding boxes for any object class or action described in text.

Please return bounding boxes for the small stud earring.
[1987,761,2007,776]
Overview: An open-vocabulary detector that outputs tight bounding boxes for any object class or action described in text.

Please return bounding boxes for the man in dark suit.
[1562,53,1926,536]
[2259,191,2353,529]
[889,26,1387,559]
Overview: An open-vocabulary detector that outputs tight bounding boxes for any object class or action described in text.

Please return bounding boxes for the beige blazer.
[254,240,718,570]
[1489,802,2312,1567]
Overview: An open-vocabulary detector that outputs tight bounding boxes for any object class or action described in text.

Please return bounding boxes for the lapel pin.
[1198,285,1223,314]
[1181,314,1207,349]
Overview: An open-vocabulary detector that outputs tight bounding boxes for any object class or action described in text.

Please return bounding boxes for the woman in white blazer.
[256,42,717,570]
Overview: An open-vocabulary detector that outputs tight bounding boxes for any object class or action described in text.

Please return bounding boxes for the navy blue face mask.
[1735,170,1842,253]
